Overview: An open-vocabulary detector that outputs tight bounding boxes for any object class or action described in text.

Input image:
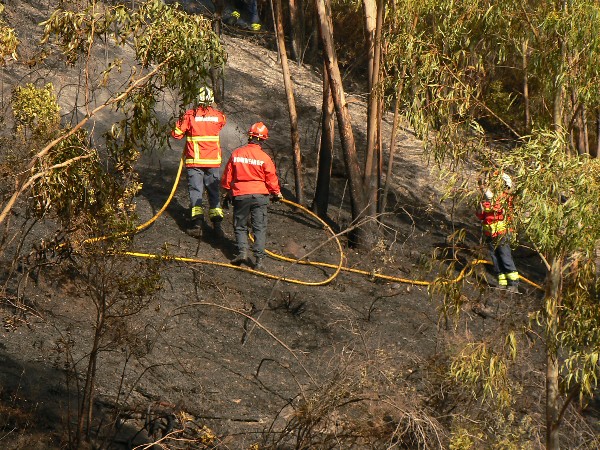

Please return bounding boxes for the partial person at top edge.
[222,0,262,31]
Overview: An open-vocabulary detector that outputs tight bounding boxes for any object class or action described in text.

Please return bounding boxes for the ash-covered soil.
[0,2,553,449]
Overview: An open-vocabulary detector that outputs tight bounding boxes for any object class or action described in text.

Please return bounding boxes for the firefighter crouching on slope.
[476,172,520,293]
[221,122,283,270]
[171,86,227,239]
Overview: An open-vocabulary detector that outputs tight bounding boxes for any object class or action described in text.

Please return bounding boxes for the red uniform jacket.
[221,143,281,196]
[171,106,226,168]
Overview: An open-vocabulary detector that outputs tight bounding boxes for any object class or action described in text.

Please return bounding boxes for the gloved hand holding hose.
[222,190,232,209]
[270,192,284,203]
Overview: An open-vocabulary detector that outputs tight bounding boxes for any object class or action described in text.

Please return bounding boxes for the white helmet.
[197,86,214,106]
[501,173,513,189]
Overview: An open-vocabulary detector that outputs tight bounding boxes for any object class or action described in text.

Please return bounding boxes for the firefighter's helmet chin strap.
[248,136,264,145]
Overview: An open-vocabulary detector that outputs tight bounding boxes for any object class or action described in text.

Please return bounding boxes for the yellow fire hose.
[77,153,542,291]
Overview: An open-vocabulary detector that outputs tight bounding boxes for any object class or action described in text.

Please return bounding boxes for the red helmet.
[248,122,269,140]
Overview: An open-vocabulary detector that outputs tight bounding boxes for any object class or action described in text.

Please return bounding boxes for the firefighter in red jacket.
[221,122,283,270]
[476,172,519,292]
[171,86,226,238]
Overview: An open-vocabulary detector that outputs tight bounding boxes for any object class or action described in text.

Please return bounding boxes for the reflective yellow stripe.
[498,273,508,285]
[483,220,507,235]
[186,157,222,165]
[173,127,184,136]
[506,271,519,281]
[191,206,203,218]
[208,207,224,219]
[186,136,220,142]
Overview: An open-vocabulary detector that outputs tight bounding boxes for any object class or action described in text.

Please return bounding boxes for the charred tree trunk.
[595,108,600,158]
[582,104,589,155]
[273,0,304,203]
[545,257,563,450]
[288,0,304,62]
[553,4,567,136]
[380,92,401,214]
[363,0,383,218]
[376,94,382,213]
[315,0,366,236]
[362,0,377,90]
[523,39,531,134]
[312,65,335,218]
[76,299,105,447]
[211,0,224,102]
[571,90,586,156]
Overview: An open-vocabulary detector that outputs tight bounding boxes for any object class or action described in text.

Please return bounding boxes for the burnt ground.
[0,2,582,449]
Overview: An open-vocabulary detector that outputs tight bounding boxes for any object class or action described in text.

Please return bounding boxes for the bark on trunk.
[312,65,335,218]
[288,0,304,62]
[582,104,589,155]
[211,0,224,102]
[553,4,567,134]
[76,304,105,447]
[273,0,304,203]
[363,0,383,218]
[545,257,562,450]
[315,0,365,227]
[522,39,530,134]
[380,93,401,214]
[362,0,377,90]
[595,109,600,158]
[572,90,586,155]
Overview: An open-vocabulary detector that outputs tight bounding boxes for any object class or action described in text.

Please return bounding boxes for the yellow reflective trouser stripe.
[498,273,508,285]
[209,207,224,219]
[191,206,203,218]
[186,136,220,142]
[506,271,519,281]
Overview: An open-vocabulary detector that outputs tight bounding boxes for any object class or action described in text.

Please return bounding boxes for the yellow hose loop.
[121,251,339,286]
[53,148,543,291]
[266,198,345,285]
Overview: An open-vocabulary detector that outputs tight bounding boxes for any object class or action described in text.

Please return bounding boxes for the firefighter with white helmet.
[476,171,520,292]
[221,122,282,270]
[171,86,227,239]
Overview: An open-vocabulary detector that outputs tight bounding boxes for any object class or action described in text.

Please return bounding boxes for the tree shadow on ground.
[137,166,189,233]
[0,348,71,447]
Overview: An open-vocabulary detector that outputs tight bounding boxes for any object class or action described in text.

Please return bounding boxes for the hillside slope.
[0,2,559,449]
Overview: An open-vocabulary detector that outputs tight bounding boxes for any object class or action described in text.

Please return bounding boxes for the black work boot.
[186,217,204,238]
[253,256,265,271]
[212,220,225,239]
[231,250,248,266]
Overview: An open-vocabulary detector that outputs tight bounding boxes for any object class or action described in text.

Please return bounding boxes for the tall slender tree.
[272,0,304,203]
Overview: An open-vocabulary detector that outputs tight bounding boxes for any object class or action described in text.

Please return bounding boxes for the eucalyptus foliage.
[11,83,60,139]
[382,0,600,445]
[501,131,600,398]
[506,131,600,260]
[383,0,600,159]
[0,3,18,64]
[11,0,227,239]
[40,0,226,107]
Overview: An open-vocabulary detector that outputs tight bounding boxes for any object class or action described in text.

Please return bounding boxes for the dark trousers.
[232,0,260,23]
[486,234,518,285]
[187,167,221,218]
[233,194,269,258]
